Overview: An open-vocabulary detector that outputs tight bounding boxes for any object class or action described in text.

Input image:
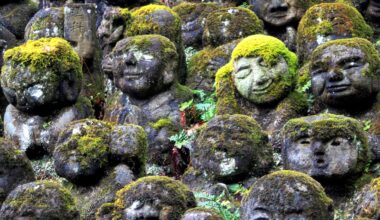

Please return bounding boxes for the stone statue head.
[228,35,297,105]
[0,138,35,205]
[111,35,178,99]
[0,180,80,219]
[240,170,334,220]
[112,176,196,220]
[192,114,273,182]
[97,7,131,55]
[202,7,263,47]
[309,38,380,108]
[282,114,369,180]
[297,3,373,63]
[250,0,314,27]
[1,37,82,115]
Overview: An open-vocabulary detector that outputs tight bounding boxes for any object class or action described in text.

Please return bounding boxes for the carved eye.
[343,61,360,70]
[297,137,311,146]
[311,69,324,77]
[258,57,267,67]
[235,66,250,79]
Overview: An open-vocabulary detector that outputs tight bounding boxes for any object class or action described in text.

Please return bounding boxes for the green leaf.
[179,99,193,111]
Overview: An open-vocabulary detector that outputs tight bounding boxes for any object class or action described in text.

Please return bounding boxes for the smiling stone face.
[240,170,334,220]
[282,114,369,180]
[111,35,177,99]
[309,38,380,108]
[232,56,290,104]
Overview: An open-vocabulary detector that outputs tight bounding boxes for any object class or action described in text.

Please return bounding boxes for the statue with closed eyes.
[215,34,307,148]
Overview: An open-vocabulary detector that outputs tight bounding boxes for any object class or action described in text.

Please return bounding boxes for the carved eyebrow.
[337,56,362,66]
[236,65,250,72]
[253,207,270,212]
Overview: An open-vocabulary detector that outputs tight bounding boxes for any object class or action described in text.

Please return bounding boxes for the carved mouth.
[270,11,288,18]
[251,80,273,94]
[326,84,350,93]
[314,158,328,169]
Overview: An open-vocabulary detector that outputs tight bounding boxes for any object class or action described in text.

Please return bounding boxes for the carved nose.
[269,0,288,12]
[125,52,137,65]
[253,71,269,86]
[312,141,325,156]
[327,70,344,82]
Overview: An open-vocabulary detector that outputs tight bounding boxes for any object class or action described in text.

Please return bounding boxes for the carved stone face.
[252,0,303,27]
[192,114,272,181]
[240,171,333,220]
[367,0,380,19]
[310,45,375,107]
[112,36,176,99]
[282,114,368,180]
[232,56,290,104]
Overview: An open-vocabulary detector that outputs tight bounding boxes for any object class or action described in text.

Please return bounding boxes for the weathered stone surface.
[240,170,334,220]
[25,7,64,40]
[64,3,97,59]
[109,176,196,220]
[0,138,35,206]
[282,114,369,181]
[0,180,80,219]
[202,7,263,47]
[181,207,224,220]
[297,3,373,63]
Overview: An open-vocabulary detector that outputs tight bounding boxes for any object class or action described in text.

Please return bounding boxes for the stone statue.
[0,180,80,219]
[240,170,334,220]
[308,38,380,161]
[1,37,93,158]
[97,176,196,220]
[103,35,193,174]
[297,2,373,64]
[182,114,273,192]
[216,34,307,148]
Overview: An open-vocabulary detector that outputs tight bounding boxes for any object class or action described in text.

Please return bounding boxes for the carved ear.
[162,61,176,85]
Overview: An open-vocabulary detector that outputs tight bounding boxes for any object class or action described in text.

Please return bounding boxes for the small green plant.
[169,130,195,149]
[363,120,372,131]
[376,39,380,46]
[195,192,240,220]
[239,2,249,8]
[334,209,349,220]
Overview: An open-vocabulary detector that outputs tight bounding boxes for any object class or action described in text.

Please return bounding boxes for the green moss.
[297,3,373,61]
[73,96,94,118]
[2,37,82,81]
[310,38,380,77]
[7,180,78,216]
[173,2,218,22]
[125,4,181,44]
[96,202,114,220]
[112,176,195,219]
[174,83,193,102]
[203,7,263,47]
[149,118,173,130]
[215,35,298,113]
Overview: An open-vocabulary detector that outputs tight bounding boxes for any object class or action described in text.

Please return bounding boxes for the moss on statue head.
[215,35,298,112]
[125,4,181,45]
[2,37,82,81]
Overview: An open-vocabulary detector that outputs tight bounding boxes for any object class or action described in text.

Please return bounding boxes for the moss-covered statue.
[215,34,307,148]
[103,35,192,175]
[297,2,373,64]
[183,114,273,192]
[97,176,196,220]
[123,4,187,83]
[181,207,224,220]
[0,138,35,206]
[173,2,219,49]
[187,40,240,91]
[346,177,380,219]
[249,0,324,51]
[202,7,263,47]
[240,170,334,220]
[53,119,147,219]
[282,114,370,202]
[186,7,263,91]
[1,38,93,158]
[0,180,80,219]
[308,38,380,162]
[0,0,38,40]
